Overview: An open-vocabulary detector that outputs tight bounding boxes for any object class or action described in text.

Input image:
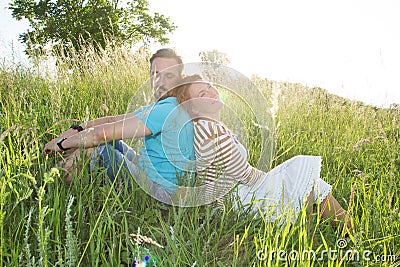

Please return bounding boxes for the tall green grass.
[1,44,399,266]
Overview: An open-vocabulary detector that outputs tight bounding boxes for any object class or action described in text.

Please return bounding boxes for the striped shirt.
[194,119,265,202]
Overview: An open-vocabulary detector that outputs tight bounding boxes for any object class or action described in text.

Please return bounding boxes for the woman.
[173,74,352,231]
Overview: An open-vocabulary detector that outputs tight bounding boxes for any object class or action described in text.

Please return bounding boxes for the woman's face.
[186,82,224,117]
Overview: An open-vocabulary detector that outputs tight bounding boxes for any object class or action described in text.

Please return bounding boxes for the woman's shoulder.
[195,119,229,138]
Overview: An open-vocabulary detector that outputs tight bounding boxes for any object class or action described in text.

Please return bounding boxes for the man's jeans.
[90,140,172,202]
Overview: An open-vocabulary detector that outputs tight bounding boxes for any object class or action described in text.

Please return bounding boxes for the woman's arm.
[44,114,151,154]
[195,120,255,197]
[195,122,267,203]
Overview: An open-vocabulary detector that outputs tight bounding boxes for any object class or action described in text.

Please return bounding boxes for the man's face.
[150,57,182,100]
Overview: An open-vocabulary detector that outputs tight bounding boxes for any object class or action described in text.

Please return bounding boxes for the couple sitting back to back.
[44,48,352,233]
[45,48,194,201]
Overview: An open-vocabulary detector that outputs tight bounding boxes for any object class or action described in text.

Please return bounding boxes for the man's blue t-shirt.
[134,97,195,193]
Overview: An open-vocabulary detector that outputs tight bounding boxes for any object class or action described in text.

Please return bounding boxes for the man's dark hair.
[150,48,183,66]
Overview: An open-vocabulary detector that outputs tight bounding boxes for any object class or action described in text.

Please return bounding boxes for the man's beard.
[154,86,168,100]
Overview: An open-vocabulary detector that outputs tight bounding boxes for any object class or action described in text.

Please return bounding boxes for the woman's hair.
[173,74,204,104]
[164,74,204,117]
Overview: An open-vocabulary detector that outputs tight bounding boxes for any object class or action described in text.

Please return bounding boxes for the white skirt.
[235,155,332,223]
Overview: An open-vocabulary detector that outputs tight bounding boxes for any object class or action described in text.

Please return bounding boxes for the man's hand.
[44,127,79,155]
[44,137,63,154]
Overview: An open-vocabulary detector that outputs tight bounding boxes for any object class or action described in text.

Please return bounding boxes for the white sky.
[1,0,400,107]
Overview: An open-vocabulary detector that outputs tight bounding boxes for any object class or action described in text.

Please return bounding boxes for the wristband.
[57,137,70,151]
[70,124,84,132]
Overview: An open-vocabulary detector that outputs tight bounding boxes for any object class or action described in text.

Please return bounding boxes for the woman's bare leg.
[305,191,314,215]
[320,193,352,233]
[304,191,353,236]
[305,191,316,236]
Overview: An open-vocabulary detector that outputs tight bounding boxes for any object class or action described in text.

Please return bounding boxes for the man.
[44,48,195,202]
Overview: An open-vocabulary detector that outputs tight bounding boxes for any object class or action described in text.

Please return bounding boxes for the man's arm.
[44,114,134,153]
[58,114,132,138]
[80,114,132,129]
[44,114,151,154]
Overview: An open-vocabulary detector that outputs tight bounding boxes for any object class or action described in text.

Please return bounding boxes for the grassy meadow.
[0,46,399,266]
